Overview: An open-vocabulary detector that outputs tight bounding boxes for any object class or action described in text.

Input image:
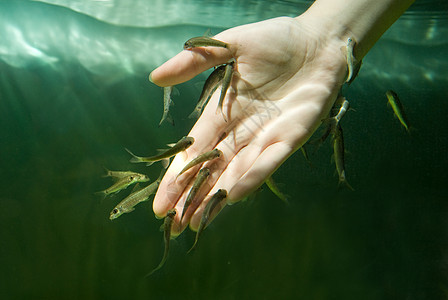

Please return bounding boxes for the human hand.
[150,16,348,235]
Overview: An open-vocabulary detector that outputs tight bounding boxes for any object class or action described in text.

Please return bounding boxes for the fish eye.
[112,208,118,214]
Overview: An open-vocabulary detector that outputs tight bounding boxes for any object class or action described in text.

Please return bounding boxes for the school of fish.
[96,35,411,276]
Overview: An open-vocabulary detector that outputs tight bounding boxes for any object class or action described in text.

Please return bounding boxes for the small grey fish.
[159,86,176,127]
[183,37,229,50]
[109,173,162,220]
[311,97,351,153]
[189,65,226,119]
[265,176,289,204]
[181,167,211,220]
[386,90,410,133]
[216,60,235,121]
[96,173,149,197]
[323,97,351,127]
[146,209,177,277]
[331,124,354,191]
[126,136,194,167]
[188,189,227,253]
[334,97,350,123]
[103,167,146,180]
[177,149,223,178]
[345,37,362,84]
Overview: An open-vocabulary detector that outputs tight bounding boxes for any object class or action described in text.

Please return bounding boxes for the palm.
[151,17,347,235]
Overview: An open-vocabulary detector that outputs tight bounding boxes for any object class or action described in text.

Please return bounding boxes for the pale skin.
[150,0,415,236]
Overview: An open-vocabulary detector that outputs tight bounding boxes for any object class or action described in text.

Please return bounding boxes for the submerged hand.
[150,16,348,235]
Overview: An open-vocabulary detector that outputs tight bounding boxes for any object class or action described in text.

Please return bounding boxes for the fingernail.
[148,72,154,83]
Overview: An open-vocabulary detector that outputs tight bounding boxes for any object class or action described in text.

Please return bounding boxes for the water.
[1,0,447,299]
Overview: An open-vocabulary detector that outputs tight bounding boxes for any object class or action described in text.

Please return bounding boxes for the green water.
[1,0,447,299]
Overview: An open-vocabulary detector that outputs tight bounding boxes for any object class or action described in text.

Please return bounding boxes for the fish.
[333,97,350,123]
[183,36,229,50]
[331,124,354,191]
[96,172,149,198]
[109,171,163,220]
[216,59,235,121]
[102,167,147,180]
[177,148,222,178]
[125,136,194,167]
[189,65,226,119]
[311,97,351,153]
[146,209,177,276]
[181,167,211,220]
[345,37,362,84]
[159,86,176,127]
[188,189,227,253]
[299,146,312,166]
[386,90,410,132]
[265,176,289,204]
[323,97,351,127]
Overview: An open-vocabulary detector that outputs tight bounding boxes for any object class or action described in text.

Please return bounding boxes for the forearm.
[300,0,415,59]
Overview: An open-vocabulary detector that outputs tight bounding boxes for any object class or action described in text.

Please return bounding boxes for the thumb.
[149,46,234,87]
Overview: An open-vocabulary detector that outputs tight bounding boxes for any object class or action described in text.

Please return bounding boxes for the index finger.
[149,46,234,87]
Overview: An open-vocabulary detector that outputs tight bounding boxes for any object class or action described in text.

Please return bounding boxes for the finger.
[152,90,265,230]
[189,141,293,230]
[149,47,234,87]
[152,89,231,218]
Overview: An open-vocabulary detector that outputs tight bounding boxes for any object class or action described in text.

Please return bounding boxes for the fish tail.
[145,263,163,277]
[158,113,174,127]
[188,109,201,119]
[125,148,143,163]
[101,166,111,177]
[167,114,174,126]
[94,190,107,200]
[216,105,228,122]
[161,158,170,169]
[338,172,355,191]
[187,235,199,254]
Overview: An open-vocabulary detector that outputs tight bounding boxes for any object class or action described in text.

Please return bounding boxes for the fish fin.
[159,113,175,127]
[216,105,228,122]
[339,179,355,191]
[102,166,111,177]
[188,109,201,119]
[347,60,362,84]
[145,161,155,167]
[171,86,180,97]
[321,117,338,130]
[94,190,107,199]
[203,28,212,37]
[167,114,175,126]
[130,183,140,194]
[299,147,312,166]
[125,148,143,163]
[161,158,171,169]
[193,81,205,91]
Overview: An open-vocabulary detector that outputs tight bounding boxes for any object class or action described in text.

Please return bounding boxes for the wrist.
[299,0,415,60]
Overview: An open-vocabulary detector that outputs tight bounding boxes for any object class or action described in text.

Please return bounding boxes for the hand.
[150,16,348,235]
